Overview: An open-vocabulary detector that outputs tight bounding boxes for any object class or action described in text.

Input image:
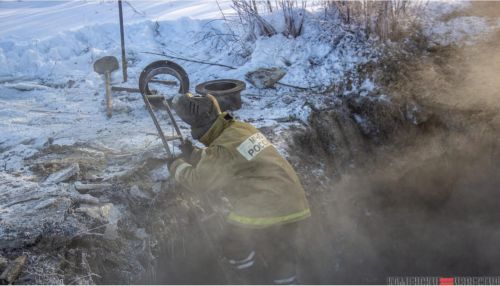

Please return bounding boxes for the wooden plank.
[0,255,27,284]
[111,86,140,93]
[74,182,113,192]
[164,135,182,142]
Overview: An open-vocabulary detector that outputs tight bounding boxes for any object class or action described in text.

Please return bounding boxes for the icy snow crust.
[0,0,485,173]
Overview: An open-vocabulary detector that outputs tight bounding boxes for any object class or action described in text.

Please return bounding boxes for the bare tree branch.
[141,51,237,70]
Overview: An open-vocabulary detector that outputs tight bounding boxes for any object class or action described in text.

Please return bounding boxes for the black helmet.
[172,93,222,139]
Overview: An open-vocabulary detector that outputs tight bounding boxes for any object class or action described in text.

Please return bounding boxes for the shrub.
[230,0,307,39]
[325,0,427,41]
[231,0,277,39]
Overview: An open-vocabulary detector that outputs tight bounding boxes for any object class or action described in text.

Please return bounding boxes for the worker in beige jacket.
[169,93,310,284]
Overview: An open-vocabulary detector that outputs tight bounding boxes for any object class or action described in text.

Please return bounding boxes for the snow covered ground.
[0,1,234,39]
[0,0,351,173]
[0,0,496,174]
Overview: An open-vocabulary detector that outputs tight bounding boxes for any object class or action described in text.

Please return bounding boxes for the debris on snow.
[245,67,287,89]
[405,101,430,126]
[71,192,100,205]
[0,173,76,249]
[0,255,27,285]
[74,182,113,193]
[129,185,152,200]
[75,203,113,222]
[0,256,7,272]
[4,81,50,91]
[43,163,80,185]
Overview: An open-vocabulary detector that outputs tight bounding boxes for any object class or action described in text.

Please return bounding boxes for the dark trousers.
[221,222,300,284]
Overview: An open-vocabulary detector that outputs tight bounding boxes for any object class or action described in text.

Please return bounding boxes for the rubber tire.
[195,79,246,111]
[139,60,190,96]
[195,79,245,96]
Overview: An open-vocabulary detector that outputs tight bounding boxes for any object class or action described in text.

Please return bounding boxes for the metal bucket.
[195,79,246,111]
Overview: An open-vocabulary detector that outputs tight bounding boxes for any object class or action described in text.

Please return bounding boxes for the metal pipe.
[105,72,113,117]
[162,100,184,144]
[140,90,173,157]
[118,0,127,82]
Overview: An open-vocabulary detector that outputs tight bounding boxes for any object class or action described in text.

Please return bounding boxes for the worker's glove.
[179,139,194,161]
[166,156,180,170]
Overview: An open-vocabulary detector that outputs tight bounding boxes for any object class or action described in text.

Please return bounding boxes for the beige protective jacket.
[170,113,310,228]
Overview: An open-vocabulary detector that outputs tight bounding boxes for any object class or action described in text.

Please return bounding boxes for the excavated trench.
[288,21,500,283]
[147,27,499,283]
[292,100,500,284]
[11,81,498,284]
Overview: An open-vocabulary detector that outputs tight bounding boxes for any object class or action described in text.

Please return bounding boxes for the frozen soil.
[289,3,500,283]
[292,97,500,284]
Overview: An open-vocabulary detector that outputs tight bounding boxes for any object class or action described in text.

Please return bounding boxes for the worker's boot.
[259,223,300,285]
[269,260,297,285]
[222,250,260,284]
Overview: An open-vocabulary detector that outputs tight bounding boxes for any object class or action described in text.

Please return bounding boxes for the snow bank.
[1,0,496,174]
[0,0,234,40]
[422,1,500,46]
[0,2,369,169]
[426,16,493,46]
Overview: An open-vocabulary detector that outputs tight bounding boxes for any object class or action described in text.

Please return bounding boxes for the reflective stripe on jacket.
[170,113,310,228]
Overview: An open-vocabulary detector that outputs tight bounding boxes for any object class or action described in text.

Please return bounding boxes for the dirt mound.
[0,142,188,284]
